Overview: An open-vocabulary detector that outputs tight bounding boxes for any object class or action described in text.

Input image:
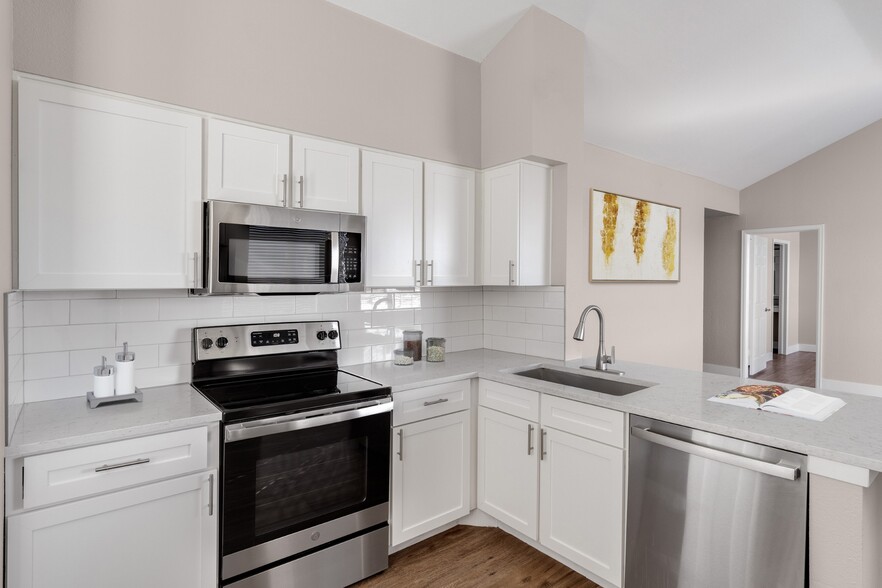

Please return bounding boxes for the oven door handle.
[224,398,392,443]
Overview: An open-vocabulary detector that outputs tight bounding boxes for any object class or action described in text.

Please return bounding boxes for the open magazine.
[708,384,845,421]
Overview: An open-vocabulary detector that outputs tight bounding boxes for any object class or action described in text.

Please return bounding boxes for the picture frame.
[589,189,681,282]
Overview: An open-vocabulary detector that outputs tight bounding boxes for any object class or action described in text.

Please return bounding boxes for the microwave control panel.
[339,232,362,284]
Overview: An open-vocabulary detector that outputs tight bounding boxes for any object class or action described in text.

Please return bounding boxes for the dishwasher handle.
[631,426,800,481]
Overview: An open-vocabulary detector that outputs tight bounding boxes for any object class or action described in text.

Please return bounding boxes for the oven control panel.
[194,321,341,360]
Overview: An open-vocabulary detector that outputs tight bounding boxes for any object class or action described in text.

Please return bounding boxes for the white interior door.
[749,235,771,376]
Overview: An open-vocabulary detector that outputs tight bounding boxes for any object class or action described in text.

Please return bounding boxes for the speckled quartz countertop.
[6,383,220,458]
[344,350,882,472]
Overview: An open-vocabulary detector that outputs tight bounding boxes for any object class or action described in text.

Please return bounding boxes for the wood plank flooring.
[753,351,816,387]
[354,525,599,588]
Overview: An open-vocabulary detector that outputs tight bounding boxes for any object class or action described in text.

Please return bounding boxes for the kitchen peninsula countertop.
[6,383,221,458]
[346,350,882,472]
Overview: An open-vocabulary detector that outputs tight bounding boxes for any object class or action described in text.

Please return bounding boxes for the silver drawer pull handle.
[423,398,449,406]
[95,457,151,472]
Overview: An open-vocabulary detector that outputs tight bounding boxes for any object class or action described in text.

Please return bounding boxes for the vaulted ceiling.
[326,0,882,189]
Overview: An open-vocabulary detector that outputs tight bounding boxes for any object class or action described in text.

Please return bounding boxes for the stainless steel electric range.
[191,320,392,588]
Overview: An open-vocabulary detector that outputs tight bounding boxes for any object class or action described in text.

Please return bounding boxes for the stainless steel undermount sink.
[513,366,651,396]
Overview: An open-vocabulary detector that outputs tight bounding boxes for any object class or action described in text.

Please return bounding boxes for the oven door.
[220,398,392,581]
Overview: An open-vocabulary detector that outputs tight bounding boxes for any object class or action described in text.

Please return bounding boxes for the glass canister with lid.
[426,337,446,362]
[403,330,423,361]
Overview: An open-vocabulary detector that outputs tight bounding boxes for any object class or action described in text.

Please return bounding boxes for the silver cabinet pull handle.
[297,175,304,207]
[427,260,434,285]
[280,173,288,206]
[540,429,547,460]
[527,423,534,455]
[630,426,800,480]
[423,398,449,406]
[208,473,215,516]
[192,252,200,289]
[414,260,423,286]
[95,457,150,472]
[509,260,516,285]
[397,429,404,461]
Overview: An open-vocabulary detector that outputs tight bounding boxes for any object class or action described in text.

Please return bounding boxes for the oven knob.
[328,330,339,340]
[316,331,327,341]
[216,336,229,349]
[200,338,213,350]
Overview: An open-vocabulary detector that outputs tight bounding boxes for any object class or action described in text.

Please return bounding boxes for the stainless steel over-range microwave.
[198,200,365,295]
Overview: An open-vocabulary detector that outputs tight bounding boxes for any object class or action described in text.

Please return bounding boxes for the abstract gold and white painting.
[590,189,680,282]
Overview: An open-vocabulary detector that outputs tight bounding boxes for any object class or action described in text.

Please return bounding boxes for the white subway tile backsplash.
[24,324,117,353]
[331,311,372,331]
[233,296,296,317]
[316,294,350,313]
[508,292,544,307]
[160,296,233,321]
[134,365,191,389]
[24,375,93,402]
[484,320,508,336]
[371,309,415,328]
[117,320,194,346]
[450,334,483,352]
[469,320,483,335]
[23,300,70,327]
[345,328,394,347]
[70,298,159,324]
[337,345,373,367]
[524,307,564,326]
[489,336,526,355]
[542,325,565,342]
[433,307,453,323]
[394,292,421,309]
[530,341,565,360]
[371,344,395,362]
[544,290,565,309]
[508,322,543,340]
[452,305,483,322]
[295,296,318,315]
[492,306,526,323]
[118,289,189,298]
[24,352,69,380]
[158,342,191,367]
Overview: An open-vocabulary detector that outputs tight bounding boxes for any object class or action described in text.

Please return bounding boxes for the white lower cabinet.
[8,470,218,588]
[476,405,539,539]
[391,380,472,546]
[477,380,625,586]
[539,427,624,586]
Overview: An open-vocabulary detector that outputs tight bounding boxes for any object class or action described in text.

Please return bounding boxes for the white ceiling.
[327,0,882,189]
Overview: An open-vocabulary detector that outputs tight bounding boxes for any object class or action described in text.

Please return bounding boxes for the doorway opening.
[740,226,823,387]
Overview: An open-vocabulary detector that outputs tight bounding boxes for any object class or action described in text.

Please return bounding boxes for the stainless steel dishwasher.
[626,415,807,588]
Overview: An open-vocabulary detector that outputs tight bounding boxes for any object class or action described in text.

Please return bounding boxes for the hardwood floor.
[753,351,816,387]
[355,526,599,588]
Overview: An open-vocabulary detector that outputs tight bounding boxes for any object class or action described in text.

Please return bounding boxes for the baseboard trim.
[798,344,818,353]
[821,379,882,398]
[785,344,801,355]
[703,363,740,377]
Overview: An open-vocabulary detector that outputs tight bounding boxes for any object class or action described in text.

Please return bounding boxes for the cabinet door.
[362,151,423,287]
[477,406,538,540]
[540,427,623,586]
[482,164,520,286]
[8,470,218,588]
[424,162,476,286]
[206,119,291,207]
[517,163,551,285]
[17,78,203,290]
[293,135,360,213]
[392,411,470,545]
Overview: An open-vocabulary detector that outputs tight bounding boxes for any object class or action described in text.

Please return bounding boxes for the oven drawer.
[393,379,471,426]
[23,427,209,509]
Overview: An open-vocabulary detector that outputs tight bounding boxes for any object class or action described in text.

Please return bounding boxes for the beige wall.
[799,230,818,346]
[1,0,12,559]
[567,143,739,370]
[12,0,481,168]
[481,7,582,168]
[704,119,882,386]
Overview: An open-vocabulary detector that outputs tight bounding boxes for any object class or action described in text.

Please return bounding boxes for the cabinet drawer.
[23,427,209,509]
[393,380,471,427]
[479,380,540,422]
[540,395,624,448]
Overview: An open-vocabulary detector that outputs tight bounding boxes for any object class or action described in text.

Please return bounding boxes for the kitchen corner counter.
[346,350,882,473]
[6,384,221,458]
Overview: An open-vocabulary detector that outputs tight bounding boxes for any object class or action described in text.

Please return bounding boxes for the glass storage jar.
[402,330,423,361]
[393,349,414,366]
[426,337,446,362]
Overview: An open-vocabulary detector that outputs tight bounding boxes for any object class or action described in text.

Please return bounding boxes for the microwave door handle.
[329,231,340,283]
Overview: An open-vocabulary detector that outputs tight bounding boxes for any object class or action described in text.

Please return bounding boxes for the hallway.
[753,352,816,388]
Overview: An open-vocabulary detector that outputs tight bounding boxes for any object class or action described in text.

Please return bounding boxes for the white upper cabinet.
[17,77,203,290]
[206,119,291,207]
[424,162,476,286]
[362,151,424,288]
[292,135,360,213]
[482,161,551,286]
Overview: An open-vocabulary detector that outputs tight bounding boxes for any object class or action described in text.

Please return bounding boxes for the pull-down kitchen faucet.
[572,305,624,375]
